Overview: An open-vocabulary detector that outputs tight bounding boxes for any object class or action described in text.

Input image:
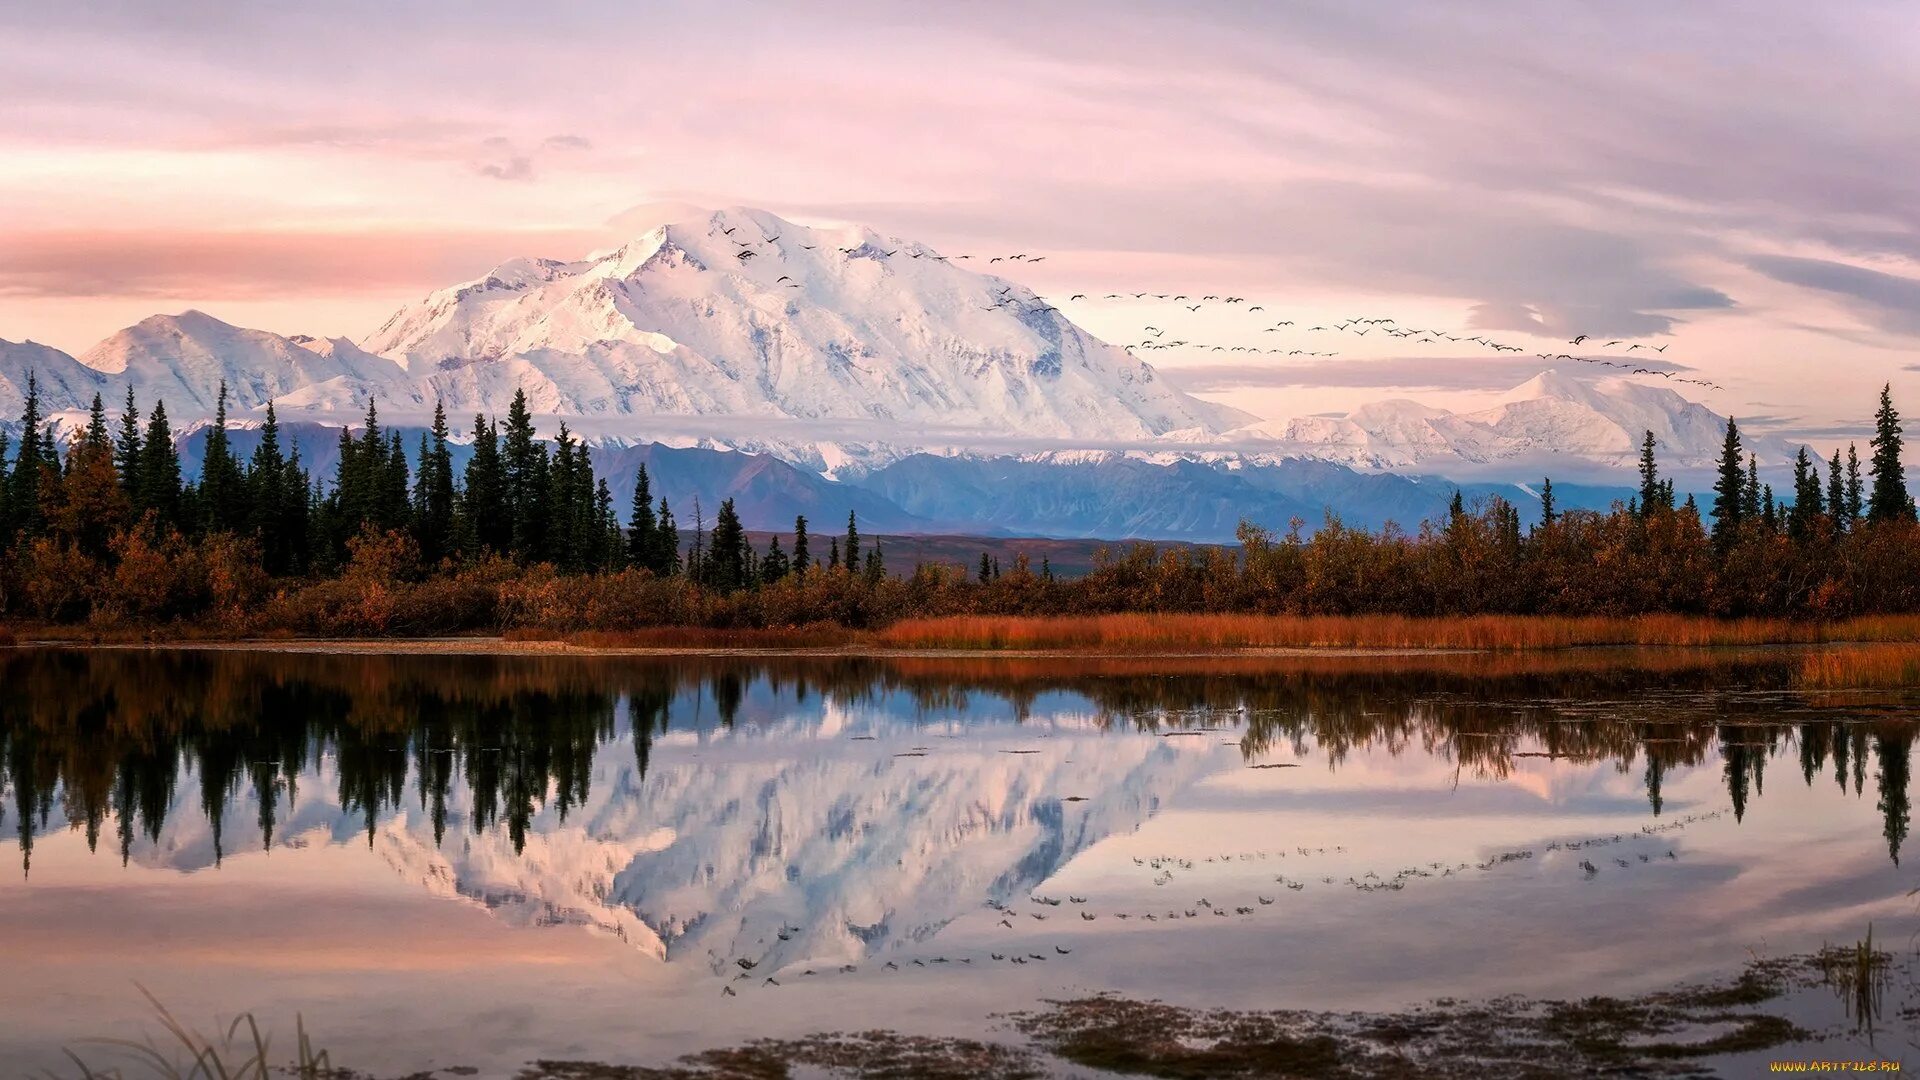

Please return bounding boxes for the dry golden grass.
[513,624,865,651]
[1797,644,1920,688]
[873,613,1920,652]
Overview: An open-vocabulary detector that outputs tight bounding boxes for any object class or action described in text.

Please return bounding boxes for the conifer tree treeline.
[2,380,1917,627]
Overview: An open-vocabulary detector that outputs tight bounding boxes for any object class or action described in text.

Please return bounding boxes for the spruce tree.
[1538,477,1556,529]
[628,464,659,570]
[828,537,839,570]
[1742,455,1762,521]
[652,497,679,575]
[863,540,885,583]
[792,515,810,581]
[707,497,747,591]
[0,426,12,548]
[502,389,547,561]
[115,386,141,502]
[1789,446,1823,538]
[414,400,456,564]
[249,402,297,574]
[84,393,110,449]
[844,511,860,571]
[1828,448,1848,531]
[461,416,509,556]
[1637,431,1663,512]
[1847,443,1864,523]
[979,551,992,584]
[594,477,620,571]
[762,535,789,584]
[1710,417,1744,545]
[199,382,246,535]
[135,399,181,527]
[9,374,44,539]
[1867,383,1912,522]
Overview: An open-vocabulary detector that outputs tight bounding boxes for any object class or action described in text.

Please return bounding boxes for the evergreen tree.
[1789,446,1823,538]
[83,393,110,449]
[1637,431,1664,511]
[828,537,840,570]
[414,400,456,564]
[652,497,679,575]
[762,534,789,584]
[248,402,301,575]
[0,425,14,547]
[1041,555,1054,582]
[198,382,246,535]
[8,373,45,539]
[979,551,992,584]
[502,389,548,561]
[461,416,509,556]
[1847,443,1864,523]
[135,399,181,527]
[1760,485,1777,533]
[1867,383,1912,522]
[792,515,810,581]
[114,386,142,502]
[1710,417,1744,545]
[1828,448,1848,531]
[707,497,747,591]
[1742,454,1762,521]
[593,477,620,571]
[844,511,860,572]
[863,540,885,583]
[1538,477,1556,529]
[627,464,658,568]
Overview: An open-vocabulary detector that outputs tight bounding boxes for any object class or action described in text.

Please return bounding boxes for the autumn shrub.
[19,538,98,622]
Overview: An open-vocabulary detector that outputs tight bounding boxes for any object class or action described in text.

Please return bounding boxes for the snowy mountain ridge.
[0,207,1777,484]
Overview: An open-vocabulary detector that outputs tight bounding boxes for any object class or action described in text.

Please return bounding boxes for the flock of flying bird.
[704,220,1727,394]
[707,799,1723,998]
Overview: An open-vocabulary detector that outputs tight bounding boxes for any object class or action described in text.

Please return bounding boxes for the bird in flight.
[1570,335,1588,345]
[1186,304,1202,311]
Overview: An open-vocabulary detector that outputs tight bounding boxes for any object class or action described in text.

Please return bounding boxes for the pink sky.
[3,2,1918,440]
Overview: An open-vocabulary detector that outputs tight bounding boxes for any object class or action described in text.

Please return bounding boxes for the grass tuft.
[57,986,333,1080]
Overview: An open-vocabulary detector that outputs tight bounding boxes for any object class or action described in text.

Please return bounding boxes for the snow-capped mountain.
[353,207,1249,445]
[79,311,406,415]
[0,338,108,418]
[1236,369,1790,473]
[0,208,1248,467]
[111,696,1226,974]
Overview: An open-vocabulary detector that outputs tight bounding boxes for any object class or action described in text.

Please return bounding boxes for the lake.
[2,647,1916,1076]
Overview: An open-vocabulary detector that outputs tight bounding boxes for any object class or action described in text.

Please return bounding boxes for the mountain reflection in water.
[0,647,1915,1075]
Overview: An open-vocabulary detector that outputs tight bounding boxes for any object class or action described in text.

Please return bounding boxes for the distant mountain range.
[3,206,1780,539]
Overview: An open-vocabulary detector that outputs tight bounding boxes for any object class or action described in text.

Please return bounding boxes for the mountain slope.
[79,311,404,414]
[357,207,1252,443]
[0,338,106,417]
[1239,369,1789,472]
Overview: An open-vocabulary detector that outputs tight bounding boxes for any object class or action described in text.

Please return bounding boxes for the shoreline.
[8,634,1477,660]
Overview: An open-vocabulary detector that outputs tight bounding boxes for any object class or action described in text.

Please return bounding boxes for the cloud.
[474,155,535,181]
[1161,355,1690,393]
[1747,255,1920,335]
[0,227,598,300]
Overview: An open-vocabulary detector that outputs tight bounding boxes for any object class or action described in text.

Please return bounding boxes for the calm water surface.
[1,648,1916,1075]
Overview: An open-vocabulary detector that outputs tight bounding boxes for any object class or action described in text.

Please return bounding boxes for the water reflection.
[5,647,1920,1073]
[4,650,1914,881]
